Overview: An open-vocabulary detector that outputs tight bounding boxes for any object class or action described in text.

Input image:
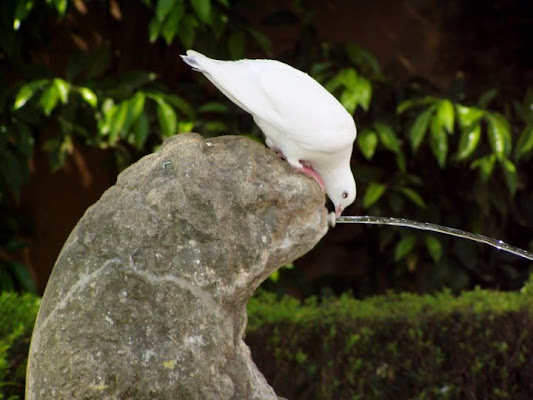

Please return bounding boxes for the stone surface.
[26,133,328,399]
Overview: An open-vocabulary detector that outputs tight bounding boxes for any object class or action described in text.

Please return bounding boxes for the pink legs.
[266,142,326,192]
[296,162,326,192]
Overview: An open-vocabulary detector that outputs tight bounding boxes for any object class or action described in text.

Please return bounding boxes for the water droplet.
[162,160,171,169]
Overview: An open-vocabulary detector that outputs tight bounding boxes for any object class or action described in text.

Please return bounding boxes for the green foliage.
[363,182,387,209]
[1,0,272,293]
[324,68,372,113]
[146,0,269,54]
[289,23,531,293]
[11,73,197,170]
[0,292,40,399]
[396,97,517,174]
[4,282,533,399]
[1,0,532,295]
[297,35,530,297]
[247,285,533,399]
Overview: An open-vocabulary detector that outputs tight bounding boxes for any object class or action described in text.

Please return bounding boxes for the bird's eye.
[342,191,348,199]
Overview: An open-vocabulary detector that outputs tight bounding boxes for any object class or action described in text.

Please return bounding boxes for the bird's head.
[326,166,356,219]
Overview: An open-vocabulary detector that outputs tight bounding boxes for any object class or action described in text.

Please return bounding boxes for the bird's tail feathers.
[180,50,205,72]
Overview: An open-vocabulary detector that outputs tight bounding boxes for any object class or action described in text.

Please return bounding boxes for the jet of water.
[330,214,533,261]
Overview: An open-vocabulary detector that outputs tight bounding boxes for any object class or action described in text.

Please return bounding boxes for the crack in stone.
[127,254,223,314]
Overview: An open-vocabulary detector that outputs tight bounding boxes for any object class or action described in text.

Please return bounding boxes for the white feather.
[181,50,357,217]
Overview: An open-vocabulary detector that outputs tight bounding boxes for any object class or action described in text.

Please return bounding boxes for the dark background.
[2,0,532,296]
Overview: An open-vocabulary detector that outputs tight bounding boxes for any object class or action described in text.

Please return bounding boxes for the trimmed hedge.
[0,292,40,399]
[2,281,533,400]
[246,282,533,400]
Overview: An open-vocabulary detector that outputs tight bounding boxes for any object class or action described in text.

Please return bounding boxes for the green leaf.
[53,0,68,15]
[396,96,436,114]
[161,2,184,44]
[340,89,358,114]
[108,102,129,144]
[357,129,378,160]
[456,123,481,160]
[408,106,433,152]
[14,0,34,30]
[329,70,370,113]
[148,18,162,43]
[424,236,442,263]
[400,187,426,208]
[436,99,454,133]
[363,182,387,208]
[345,43,381,75]
[53,78,70,104]
[355,76,372,111]
[396,152,406,173]
[456,104,484,129]
[268,269,280,282]
[78,87,97,108]
[98,98,115,136]
[133,112,150,150]
[198,102,228,114]
[14,87,34,110]
[514,126,533,160]
[228,31,246,59]
[471,154,496,181]
[429,115,447,168]
[178,121,194,133]
[177,14,198,48]
[375,122,401,154]
[13,79,49,109]
[100,94,145,143]
[478,88,498,108]
[394,235,416,262]
[190,0,211,24]
[122,92,146,134]
[156,98,177,137]
[486,112,511,159]
[204,121,228,133]
[159,93,195,118]
[39,84,60,116]
[500,158,517,195]
[155,0,175,21]
[325,68,356,93]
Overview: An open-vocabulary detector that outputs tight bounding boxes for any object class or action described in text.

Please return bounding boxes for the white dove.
[181,50,357,218]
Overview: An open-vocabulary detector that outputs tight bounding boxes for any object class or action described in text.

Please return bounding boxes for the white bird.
[181,50,357,218]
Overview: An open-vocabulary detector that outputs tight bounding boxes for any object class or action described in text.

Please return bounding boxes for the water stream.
[333,215,533,261]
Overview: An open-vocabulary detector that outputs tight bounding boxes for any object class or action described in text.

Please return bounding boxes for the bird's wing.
[183,51,355,154]
[182,51,278,118]
[257,64,356,154]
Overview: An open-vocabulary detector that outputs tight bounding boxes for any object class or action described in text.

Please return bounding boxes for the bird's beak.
[335,206,344,219]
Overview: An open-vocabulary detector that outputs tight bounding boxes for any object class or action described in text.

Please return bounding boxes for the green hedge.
[0,292,40,399]
[2,283,533,400]
[246,282,533,400]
